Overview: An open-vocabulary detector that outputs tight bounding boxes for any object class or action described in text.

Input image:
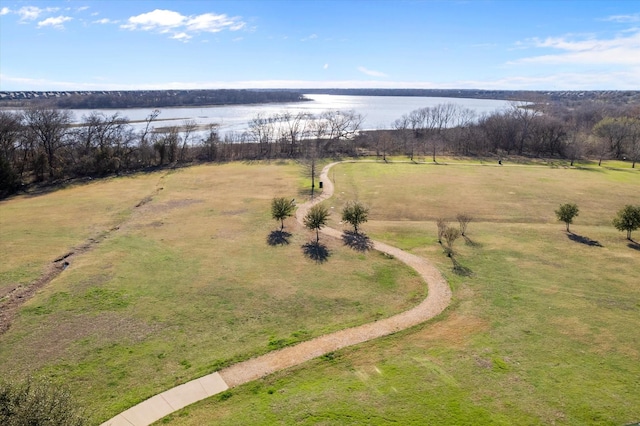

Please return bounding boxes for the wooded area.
[1,95,639,197]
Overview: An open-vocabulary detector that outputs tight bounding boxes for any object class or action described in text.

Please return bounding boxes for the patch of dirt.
[0,258,70,335]
[414,311,489,348]
[4,312,164,374]
[0,176,168,336]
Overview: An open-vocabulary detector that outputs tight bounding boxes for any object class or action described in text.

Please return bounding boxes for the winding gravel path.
[102,161,451,426]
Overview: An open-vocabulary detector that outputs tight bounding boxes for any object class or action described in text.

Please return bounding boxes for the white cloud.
[324,64,329,70]
[171,32,192,42]
[37,16,73,29]
[512,30,640,65]
[93,18,118,25]
[121,9,185,31]
[0,7,10,16]
[122,9,245,41]
[186,12,244,32]
[17,6,58,21]
[357,66,388,77]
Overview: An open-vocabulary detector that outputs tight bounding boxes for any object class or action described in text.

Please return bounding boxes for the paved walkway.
[101,161,451,426]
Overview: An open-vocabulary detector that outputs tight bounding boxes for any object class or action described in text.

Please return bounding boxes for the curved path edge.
[101,161,452,426]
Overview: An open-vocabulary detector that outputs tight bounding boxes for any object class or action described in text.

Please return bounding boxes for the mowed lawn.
[0,162,424,424]
[160,161,640,425]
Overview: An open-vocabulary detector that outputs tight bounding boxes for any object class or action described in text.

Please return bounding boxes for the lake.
[69,94,514,138]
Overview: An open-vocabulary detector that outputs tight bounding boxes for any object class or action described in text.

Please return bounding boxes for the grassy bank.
[160,161,639,425]
[0,161,424,423]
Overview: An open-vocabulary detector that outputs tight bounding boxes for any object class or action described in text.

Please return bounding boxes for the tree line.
[0,89,306,109]
[1,99,639,197]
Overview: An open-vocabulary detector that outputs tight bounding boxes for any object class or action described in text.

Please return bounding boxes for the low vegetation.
[1,158,638,425]
[0,162,424,424]
[0,377,85,426]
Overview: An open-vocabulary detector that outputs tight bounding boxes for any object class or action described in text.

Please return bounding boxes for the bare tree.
[279,111,311,157]
[510,102,540,155]
[179,119,198,162]
[0,111,23,192]
[443,226,460,257]
[393,115,415,161]
[456,213,472,236]
[593,117,629,160]
[436,218,448,244]
[249,113,276,159]
[22,107,72,179]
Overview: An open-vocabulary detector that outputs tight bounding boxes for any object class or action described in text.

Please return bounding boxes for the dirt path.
[102,161,451,426]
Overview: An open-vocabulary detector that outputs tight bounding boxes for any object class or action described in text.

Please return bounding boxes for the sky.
[1,0,639,91]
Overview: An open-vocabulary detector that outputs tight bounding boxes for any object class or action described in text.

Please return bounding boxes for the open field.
[0,162,425,424]
[157,161,640,425]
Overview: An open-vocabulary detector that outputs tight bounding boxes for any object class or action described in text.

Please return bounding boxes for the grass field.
[154,160,640,425]
[0,162,424,424]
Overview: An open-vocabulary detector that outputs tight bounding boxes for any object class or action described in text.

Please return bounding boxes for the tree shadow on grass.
[451,257,473,277]
[628,240,640,251]
[302,241,330,263]
[463,235,482,248]
[342,230,374,252]
[567,232,603,247]
[267,230,292,246]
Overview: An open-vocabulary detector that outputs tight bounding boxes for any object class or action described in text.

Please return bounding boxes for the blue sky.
[1,0,639,91]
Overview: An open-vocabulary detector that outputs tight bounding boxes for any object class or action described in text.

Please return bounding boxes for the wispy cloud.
[357,66,388,77]
[511,30,640,65]
[171,32,192,42]
[604,13,640,23]
[37,16,72,29]
[121,9,246,41]
[17,6,58,21]
[93,18,118,25]
[0,7,10,16]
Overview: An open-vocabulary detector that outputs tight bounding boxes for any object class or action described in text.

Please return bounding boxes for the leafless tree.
[443,226,460,257]
[393,114,415,161]
[456,213,472,236]
[249,113,277,159]
[22,107,72,179]
[179,119,198,162]
[436,218,448,244]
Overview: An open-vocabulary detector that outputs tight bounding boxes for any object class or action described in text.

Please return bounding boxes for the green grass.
[157,161,640,425]
[0,161,424,424]
[0,172,160,296]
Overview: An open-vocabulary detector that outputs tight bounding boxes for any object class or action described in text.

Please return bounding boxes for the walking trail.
[101,161,452,426]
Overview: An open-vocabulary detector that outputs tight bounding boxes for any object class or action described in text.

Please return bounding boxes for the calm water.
[69,94,513,138]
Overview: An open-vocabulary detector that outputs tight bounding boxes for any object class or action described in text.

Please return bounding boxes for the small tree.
[271,197,295,231]
[456,213,472,236]
[555,203,579,232]
[612,205,640,240]
[436,218,448,244]
[341,201,369,234]
[304,204,330,243]
[443,226,460,257]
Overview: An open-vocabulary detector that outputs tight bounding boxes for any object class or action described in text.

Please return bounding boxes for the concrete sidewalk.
[100,373,229,426]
